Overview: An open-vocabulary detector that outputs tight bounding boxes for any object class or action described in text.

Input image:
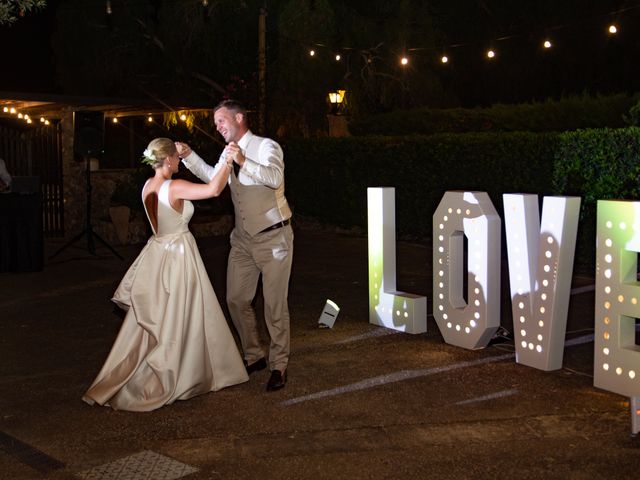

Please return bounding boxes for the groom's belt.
[259,218,290,234]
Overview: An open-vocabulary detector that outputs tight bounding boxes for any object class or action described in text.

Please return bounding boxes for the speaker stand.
[50,157,123,260]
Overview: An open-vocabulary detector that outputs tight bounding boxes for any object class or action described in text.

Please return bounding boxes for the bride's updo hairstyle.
[141,138,177,169]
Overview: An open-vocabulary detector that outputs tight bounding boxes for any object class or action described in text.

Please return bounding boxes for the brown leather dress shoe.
[245,357,267,375]
[266,369,287,391]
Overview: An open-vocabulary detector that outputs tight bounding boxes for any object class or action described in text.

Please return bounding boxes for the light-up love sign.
[367,187,427,334]
[366,189,640,434]
[503,194,581,371]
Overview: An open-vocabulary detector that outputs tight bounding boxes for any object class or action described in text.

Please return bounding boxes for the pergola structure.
[0,91,212,238]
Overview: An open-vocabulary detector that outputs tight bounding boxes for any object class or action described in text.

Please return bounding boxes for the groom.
[177,100,293,391]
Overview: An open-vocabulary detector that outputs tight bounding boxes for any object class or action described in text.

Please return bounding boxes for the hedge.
[348,93,640,136]
[283,127,640,271]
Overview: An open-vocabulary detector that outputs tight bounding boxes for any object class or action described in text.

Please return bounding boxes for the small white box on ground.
[318,299,340,328]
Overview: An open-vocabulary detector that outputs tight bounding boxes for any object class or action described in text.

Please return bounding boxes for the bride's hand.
[175,142,192,158]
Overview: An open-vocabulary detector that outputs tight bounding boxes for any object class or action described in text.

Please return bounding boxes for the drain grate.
[77,450,198,480]
[0,430,65,473]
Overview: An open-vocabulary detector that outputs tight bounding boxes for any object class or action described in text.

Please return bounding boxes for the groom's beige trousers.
[226,223,293,372]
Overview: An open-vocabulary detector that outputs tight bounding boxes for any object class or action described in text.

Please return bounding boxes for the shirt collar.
[237,130,253,150]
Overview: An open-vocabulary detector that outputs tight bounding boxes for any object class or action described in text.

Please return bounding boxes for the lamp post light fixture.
[328,89,346,114]
[327,89,349,137]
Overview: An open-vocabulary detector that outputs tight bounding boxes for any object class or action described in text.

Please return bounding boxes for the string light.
[0,105,77,127]
[105,1,112,15]
[112,117,118,123]
[147,116,153,122]
[180,114,187,121]
[298,6,638,68]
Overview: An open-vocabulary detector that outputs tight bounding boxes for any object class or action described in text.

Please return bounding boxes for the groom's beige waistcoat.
[182,130,291,237]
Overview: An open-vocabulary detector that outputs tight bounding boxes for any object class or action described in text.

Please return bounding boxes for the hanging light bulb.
[147,116,153,122]
[335,54,341,61]
[40,117,45,123]
[441,55,449,64]
[44,120,50,125]
[202,0,210,6]
[487,49,496,59]
[543,40,552,49]
[105,1,112,15]
[112,117,118,123]
[309,49,315,57]
[18,113,23,118]
[608,24,618,34]
[180,114,187,121]
[400,56,409,66]
[9,107,16,114]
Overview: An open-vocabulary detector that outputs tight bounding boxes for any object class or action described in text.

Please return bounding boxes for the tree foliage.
[0,0,46,26]
[52,0,260,104]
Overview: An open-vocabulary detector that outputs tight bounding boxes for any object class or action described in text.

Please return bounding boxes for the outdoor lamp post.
[327,89,348,137]
[328,89,346,114]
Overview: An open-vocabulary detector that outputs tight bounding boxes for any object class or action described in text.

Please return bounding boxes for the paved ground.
[1,226,639,480]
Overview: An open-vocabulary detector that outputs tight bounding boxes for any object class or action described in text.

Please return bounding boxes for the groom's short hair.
[214,99,247,116]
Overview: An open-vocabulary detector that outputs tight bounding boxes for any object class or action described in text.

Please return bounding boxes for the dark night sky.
[2,1,640,105]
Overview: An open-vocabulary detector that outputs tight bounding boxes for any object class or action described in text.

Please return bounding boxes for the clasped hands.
[175,141,244,168]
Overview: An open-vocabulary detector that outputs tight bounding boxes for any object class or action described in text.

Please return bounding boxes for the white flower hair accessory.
[141,148,157,166]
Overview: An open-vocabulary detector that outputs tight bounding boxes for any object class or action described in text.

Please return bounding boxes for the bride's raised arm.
[170,159,232,200]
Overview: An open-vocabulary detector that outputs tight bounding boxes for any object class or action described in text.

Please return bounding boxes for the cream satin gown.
[82,179,248,411]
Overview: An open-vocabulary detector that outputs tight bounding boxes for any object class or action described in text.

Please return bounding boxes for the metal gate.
[0,120,64,237]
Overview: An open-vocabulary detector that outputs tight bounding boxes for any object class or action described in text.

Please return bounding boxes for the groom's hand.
[227,142,245,166]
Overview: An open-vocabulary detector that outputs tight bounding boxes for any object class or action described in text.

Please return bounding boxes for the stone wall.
[89,168,233,246]
[60,108,85,238]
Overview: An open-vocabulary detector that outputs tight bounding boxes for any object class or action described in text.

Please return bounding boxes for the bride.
[82,137,248,411]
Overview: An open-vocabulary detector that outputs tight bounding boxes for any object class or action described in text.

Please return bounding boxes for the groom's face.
[214,107,243,144]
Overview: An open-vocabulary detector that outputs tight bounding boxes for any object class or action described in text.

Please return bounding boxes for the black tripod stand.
[50,156,123,260]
